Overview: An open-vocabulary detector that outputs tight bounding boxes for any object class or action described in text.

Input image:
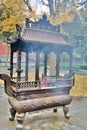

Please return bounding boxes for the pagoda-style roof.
[21,28,68,46]
[8,14,73,54]
[8,14,71,47]
[20,14,70,46]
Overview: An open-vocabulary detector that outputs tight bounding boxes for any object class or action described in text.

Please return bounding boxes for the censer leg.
[16,112,26,130]
[9,107,16,121]
[63,105,70,119]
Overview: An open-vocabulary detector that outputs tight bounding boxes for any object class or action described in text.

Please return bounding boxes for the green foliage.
[60,63,69,70]
[62,12,87,60]
[40,62,44,67]
[72,64,81,70]
[60,63,81,71]
[80,64,87,70]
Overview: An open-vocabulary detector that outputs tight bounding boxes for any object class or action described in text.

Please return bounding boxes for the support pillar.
[44,54,48,76]
[56,53,60,77]
[69,53,73,72]
[25,52,29,81]
[17,48,22,82]
[35,51,40,81]
[10,49,13,78]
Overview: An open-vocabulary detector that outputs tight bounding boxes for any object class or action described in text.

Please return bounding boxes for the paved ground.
[0,84,87,130]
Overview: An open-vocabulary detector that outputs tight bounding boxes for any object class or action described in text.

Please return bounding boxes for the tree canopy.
[0,0,83,33]
[0,0,37,33]
[0,0,86,43]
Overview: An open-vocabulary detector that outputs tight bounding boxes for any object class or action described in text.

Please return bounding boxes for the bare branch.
[78,0,87,6]
[41,0,49,6]
[24,0,32,12]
